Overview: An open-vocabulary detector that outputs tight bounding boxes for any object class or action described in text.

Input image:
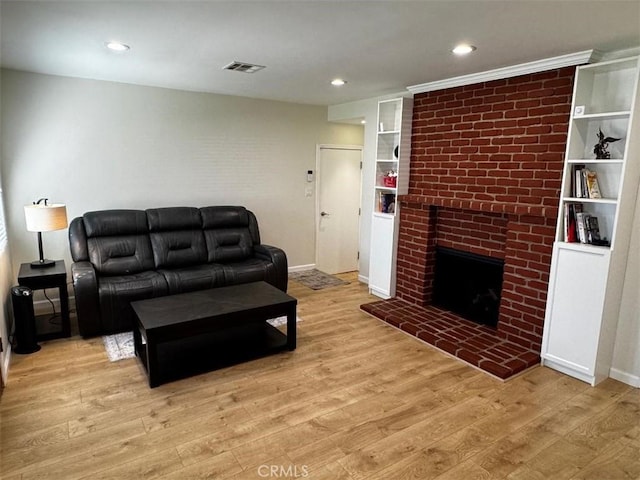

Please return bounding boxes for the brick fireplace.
[362,67,575,379]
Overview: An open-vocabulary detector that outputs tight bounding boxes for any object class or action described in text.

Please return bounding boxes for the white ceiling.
[1,1,639,106]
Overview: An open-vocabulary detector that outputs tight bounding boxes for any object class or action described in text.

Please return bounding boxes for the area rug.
[103,332,135,362]
[289,269,348,290]
[102,315,302,362]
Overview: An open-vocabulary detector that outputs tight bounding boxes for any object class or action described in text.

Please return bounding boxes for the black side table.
[18,260,71,340]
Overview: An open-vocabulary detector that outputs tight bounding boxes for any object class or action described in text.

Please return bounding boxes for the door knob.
[321,211,330,217]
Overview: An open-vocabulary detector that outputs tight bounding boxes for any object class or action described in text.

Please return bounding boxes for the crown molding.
[407,50,599,95]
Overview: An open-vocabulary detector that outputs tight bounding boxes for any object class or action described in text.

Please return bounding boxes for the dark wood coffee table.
[131,281,297,387]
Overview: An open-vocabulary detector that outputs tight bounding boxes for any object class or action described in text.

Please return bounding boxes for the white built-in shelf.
[369,97,413,299]
[562,196,617,204]
[573,111,630,120]
[542,55,640,386]
[555,241,611,253]
[567,159,624,164]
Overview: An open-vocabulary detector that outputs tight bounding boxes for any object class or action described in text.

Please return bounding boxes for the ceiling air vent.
[223,61,265,73]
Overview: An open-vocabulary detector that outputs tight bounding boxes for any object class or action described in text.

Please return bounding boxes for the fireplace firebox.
[432,247,504,327]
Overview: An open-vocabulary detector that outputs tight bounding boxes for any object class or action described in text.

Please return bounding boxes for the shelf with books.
[374,189,397,214]
[562,201,613,246]
[565,163,621,201]
[555,59,637,251]
[371,98,411,217]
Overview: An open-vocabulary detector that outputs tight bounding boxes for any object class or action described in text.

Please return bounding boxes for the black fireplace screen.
[432,246,504,327]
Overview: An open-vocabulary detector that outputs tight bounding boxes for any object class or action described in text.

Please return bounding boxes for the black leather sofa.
[69,206,288,337]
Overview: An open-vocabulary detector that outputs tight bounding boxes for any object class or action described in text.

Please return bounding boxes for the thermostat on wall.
[307,170,314,182]
[574,105,585,116]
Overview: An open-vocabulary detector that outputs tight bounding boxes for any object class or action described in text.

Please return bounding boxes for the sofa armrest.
[71,261,102,337]
[254,244,288,292]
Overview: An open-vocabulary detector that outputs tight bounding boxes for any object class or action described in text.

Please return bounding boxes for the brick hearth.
[363,66,576,379]
[361,299,540,379]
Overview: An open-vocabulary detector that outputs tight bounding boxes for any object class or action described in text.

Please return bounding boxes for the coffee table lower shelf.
[135,322,291,387]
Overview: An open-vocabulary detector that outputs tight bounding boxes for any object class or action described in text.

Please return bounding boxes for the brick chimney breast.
[395,66,575,352]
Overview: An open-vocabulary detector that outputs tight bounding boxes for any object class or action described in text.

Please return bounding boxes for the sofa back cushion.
[200,206,258,263]
[82,210,155,276]
[147,207,207,268]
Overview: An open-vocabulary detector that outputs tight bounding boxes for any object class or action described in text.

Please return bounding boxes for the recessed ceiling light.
[452,44,476,55]
[106,42,130,52]
[360,120,366,124]
[331,78,347,86]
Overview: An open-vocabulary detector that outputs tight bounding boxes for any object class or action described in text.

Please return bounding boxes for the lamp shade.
[24,204,68,232]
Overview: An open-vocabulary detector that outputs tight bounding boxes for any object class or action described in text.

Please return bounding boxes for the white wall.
[611,184,640,386]
[605,48,640,387]
[1,69,363,282]
[0,183,14,385]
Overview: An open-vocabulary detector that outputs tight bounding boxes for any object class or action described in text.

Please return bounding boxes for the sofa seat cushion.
[98,271,168,334]
[159,264,225,295]
[219,258,278,287]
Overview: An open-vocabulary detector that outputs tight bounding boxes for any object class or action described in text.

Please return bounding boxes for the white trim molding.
[609,367,640,388]
[407,50,600,95]
[288,264,315,273]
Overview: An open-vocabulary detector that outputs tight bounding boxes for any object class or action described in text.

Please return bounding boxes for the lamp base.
[30,259,56,268]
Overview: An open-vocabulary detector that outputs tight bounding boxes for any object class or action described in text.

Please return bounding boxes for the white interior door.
[316,146,362,274]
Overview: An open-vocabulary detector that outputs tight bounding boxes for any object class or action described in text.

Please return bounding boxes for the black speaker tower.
[11,285,41,354]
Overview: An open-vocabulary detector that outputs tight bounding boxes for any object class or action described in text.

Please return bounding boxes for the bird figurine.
[593,127,621,159]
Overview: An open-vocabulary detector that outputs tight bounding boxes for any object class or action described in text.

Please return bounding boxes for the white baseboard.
[288,264,316,273]
[609,367,640,388]
[358,274,368,284]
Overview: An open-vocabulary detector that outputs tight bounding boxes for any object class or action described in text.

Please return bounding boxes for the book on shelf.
[586,215,601,243]
[584,169,602,199]
[575,211,588,244]
[378,193,396,214]
[571,165,602,199]
[572,164,585,198]
[564,203,579,242]
[566,204,608,246]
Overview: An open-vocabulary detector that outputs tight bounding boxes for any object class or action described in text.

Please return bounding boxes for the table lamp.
[24,198,68,268]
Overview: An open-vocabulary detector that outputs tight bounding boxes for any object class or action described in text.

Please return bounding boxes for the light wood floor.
[1,272,639,480]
